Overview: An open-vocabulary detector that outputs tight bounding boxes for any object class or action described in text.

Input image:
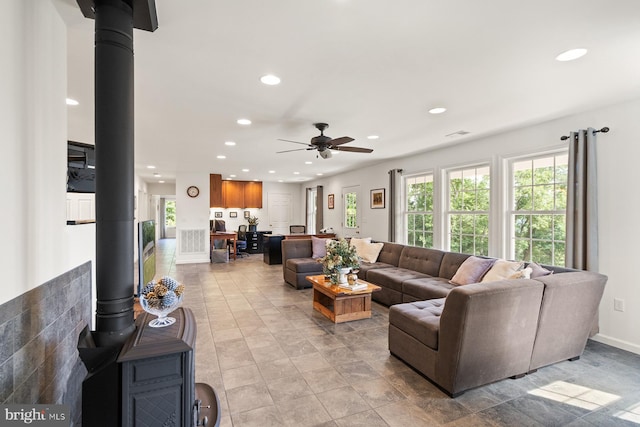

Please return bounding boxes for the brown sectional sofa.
[280,239,608,396]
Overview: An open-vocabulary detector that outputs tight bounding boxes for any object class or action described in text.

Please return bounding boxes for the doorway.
[341,185,361,238]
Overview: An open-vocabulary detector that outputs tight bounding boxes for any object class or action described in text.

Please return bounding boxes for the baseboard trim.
[591,334,640,355]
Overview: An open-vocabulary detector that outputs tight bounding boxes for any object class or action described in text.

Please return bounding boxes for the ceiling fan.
[277,122,373,159]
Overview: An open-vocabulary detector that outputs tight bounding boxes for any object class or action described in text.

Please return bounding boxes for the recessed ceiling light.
[158,180,165,183]
[230,174,236,178]
[153,173,161,177]
[66,98,79,106]
[293,172,300,175]
[316,173,323,176]
[147,165,156,169]
[555,48,587,62]
[269,170,275,174]
[278,180,283,183]
[225,141,236,146]
[242,168,249,172]
[237,118,252,125]
[305,161,312,165]
[260,74,281,85]
[428,107,447,114]
[367,135,379,140]
[217,155,226,159]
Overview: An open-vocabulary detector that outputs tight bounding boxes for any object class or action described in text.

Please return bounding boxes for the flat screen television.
[138,220,156,296]
[67,140,95,193]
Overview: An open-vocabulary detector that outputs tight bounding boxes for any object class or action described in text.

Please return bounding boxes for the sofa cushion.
[286,257,323,274]
[450,256,496,285]
[311,236,329,259]
[528,262,553,278]
[481,259,524,283]
[438,252,471,279]
[376,242,405,267]
[509,267,533,279]
[398,246,445,276]
[389,299,446,350]
[402,277,455,300]
[358,261,394,280]
[366,267,428,293]
[358,242,384,263]
[350,237,372,256]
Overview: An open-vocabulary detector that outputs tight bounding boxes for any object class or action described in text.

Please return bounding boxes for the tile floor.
[154,239,640,426]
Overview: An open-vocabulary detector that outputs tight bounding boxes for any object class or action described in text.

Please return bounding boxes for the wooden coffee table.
[306,275,381,323]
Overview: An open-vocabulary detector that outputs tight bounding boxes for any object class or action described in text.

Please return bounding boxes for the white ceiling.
[54,0,640,185]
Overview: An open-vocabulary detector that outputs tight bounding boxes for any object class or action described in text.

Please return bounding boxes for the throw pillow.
[481,259,524,283]
[358,242,384,263]
[509,267,533,279]
[449,256,496,286]
[350,237,372,257]
[311,236,329,259]
[528,262,553,278]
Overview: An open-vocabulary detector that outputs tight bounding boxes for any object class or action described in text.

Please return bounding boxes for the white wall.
[1,0,96,306]
[175,173,211,264]
[306,98,640,354]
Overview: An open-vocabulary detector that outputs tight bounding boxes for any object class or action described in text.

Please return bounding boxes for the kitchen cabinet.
[210,175,263,208]
[210,174,222,207]
[243,181,263,208]
[222,180,245,208]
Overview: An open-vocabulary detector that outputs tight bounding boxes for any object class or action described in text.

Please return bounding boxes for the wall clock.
[187,185,200,198]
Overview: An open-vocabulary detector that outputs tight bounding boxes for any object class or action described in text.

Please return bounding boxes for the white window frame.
[444,163,491,256]
[405,172,435,248]
[507,150,568,265]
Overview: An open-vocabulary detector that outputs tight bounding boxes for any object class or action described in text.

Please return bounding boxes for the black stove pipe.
[93,0,136,347]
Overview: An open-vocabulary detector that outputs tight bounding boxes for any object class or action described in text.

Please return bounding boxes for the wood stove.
[118,308,196,426]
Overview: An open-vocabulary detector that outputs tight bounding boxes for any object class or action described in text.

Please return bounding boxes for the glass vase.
[140,294,183,327]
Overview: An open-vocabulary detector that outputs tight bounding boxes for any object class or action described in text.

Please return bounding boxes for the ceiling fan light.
[319,149,332,159]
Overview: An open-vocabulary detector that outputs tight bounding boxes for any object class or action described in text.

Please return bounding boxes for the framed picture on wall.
[215,211,223,218]
[370,188,385,209]
[230,211,237,218]
[244,210,251,218]
[328,194,335,209]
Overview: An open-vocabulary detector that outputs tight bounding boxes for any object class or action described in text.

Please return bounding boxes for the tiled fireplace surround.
[0,262,92,426]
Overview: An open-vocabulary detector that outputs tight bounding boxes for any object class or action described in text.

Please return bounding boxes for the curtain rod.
[560,126,609,141]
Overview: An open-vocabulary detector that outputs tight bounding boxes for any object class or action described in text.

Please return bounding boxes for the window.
[446,165,490,255]
[344,191,357,229]
[510,153,567,265]
[406,174,434,247]
[165,200,176,227]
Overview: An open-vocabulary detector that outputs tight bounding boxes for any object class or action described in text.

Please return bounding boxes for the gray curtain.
[388,169,403,242]
[565,128,598,271]
[316,185,324,233]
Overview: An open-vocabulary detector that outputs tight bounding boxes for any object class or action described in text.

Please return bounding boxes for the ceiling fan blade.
[329,136,354,146]
[277,138,312,147]
[276,148,312,153]
[332,146,373,153]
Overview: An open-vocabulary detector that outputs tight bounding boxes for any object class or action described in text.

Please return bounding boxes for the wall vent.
[180,229,206,253]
